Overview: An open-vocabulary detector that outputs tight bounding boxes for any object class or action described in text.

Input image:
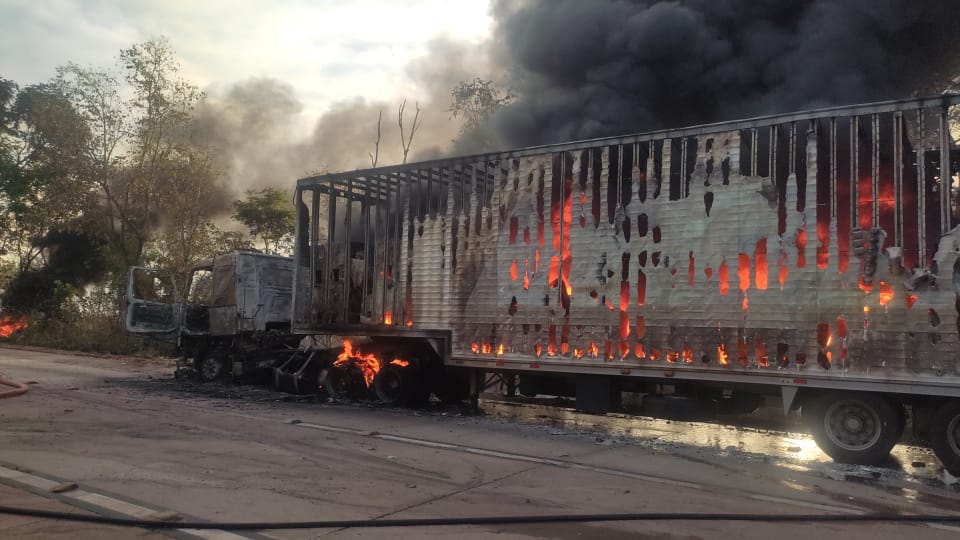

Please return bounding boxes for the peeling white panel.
[295,97,960,383]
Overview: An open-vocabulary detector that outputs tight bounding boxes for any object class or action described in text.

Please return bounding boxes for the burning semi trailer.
[288,94,960,473]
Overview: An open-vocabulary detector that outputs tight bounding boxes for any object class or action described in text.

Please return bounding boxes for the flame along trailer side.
[291,94,960,472]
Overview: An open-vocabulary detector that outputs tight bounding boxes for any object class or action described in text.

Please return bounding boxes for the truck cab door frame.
[124,266,182,341]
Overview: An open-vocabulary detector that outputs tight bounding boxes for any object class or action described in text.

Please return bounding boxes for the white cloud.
[0,0,492,118]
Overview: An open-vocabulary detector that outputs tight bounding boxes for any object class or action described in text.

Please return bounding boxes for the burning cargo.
[291,95,960,471]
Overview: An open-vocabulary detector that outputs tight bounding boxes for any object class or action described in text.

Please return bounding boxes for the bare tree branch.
[368,108,381,167]
[398,99,423,164]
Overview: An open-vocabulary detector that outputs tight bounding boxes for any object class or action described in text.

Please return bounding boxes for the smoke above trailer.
[191,1,960,199]
[191,36,489,201]
[480,0,960,148]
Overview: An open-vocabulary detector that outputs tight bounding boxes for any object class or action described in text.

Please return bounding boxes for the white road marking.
[0,464,253,540]
[748,494,862,515]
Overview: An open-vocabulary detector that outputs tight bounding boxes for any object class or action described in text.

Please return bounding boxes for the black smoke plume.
[486,0,960,148]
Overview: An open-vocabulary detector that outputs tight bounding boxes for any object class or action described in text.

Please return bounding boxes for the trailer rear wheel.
[374,365,407,405]
[929,401,960,475]
[805,392,901,465]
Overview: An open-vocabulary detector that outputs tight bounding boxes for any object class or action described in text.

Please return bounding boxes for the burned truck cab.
[125,250,297,382]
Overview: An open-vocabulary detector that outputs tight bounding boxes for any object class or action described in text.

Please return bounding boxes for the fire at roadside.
[0,316,28,339]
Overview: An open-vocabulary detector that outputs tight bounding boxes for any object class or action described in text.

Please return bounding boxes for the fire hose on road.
[0,373,29,399]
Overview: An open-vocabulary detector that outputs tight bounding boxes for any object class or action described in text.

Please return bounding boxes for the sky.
[0,0,492,121]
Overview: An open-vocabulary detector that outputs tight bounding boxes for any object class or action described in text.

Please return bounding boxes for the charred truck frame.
[291,95,960,471]
[126,251,298,382]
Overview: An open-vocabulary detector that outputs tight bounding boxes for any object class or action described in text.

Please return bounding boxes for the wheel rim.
[947,415,960,457]
[375,368,404,403]
[326,366,361,400]
[201,357,222,381]
[823,399,882,452]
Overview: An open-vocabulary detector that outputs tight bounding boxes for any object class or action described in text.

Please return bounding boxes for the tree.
[55,39,228,294]
[147,150,227,290]
[449,78,515,134]
[232,188,295,254]
[0,81,93,274]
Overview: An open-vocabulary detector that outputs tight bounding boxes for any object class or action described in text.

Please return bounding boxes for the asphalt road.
[2,345,960,540]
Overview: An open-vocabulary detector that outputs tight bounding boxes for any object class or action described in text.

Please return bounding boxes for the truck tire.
[197,349,229,383]
[929,400,960,475]
[322,364,367,401]
[804,392,902,465]
[374,364,407,405]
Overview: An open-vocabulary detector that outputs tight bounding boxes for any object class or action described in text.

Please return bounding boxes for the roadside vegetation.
[0,37,510,356]
[0,39,296,355]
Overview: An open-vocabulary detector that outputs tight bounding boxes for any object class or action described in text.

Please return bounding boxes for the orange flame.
[718,258,729,295]
[588,342,599,358]
[471,343,480,354]
[548,255,560,288]
[905,294,918,308]
[681,346,693,364]
[796,228,807,268]
[879,281,893,306]
[635,342,646,359]
[384,311,393,325]
[481,343,492,354]
[816,220,830,269]
[510,260,518,281]
[390,359,410,367]
[334,340,382,387]
[816,323,831,352]
[497,343,505,356]
[560,187,574,297]
[535,342,543,357]
[738,253,751,292]
[0,316,28,338]
[523,259,530,290]
[717,344,729,365]
[777,251,788,290]
[619,341,630,358]
[754,238,768,290]
[574,348,585,358]
[755,340,768,367]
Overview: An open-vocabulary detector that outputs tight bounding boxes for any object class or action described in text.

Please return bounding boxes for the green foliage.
[1,38,232,335]
[232,188,295,254]
[0,80,95,275]
[213,230,254,254]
